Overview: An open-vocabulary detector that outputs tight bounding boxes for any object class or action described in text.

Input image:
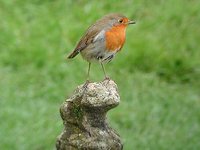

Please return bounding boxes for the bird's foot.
[102,76,111,85]
[83,80,90,89]
[105,76,110,80]
[104,76,110,81]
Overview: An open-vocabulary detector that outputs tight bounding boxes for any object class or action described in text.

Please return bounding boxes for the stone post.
[56,80,123,150]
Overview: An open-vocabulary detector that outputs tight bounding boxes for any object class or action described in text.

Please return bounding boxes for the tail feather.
[67,51,79,59]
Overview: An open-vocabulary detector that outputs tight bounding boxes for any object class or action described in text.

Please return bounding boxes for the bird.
[67,13,135,84]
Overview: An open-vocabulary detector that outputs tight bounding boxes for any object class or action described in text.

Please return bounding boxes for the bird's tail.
[67,51,79,59]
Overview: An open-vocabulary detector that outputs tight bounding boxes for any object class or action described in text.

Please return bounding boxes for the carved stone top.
[56,79,123,150]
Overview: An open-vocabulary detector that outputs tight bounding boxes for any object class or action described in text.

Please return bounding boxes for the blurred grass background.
[0,0,200,149]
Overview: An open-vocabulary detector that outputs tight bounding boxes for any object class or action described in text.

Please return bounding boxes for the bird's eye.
[118,19,123,23]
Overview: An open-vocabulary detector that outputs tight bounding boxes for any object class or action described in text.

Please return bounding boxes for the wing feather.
[67,16,112,59]
[67,26,101,59]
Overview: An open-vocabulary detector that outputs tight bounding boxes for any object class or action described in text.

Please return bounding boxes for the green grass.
[0,0,200,149]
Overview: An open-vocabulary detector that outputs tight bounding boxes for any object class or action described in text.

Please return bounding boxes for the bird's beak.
[128,20,136,25]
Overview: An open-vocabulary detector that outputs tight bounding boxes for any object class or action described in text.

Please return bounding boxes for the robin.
[67,13,135,83]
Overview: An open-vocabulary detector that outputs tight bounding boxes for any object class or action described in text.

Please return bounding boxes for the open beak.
[128,20,136,25]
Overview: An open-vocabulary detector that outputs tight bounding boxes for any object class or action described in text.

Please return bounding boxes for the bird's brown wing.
[67,26,101,59]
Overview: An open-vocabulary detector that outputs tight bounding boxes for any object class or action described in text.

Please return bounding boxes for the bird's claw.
[83,80,90,89]
[104,76,110,81]
[101,76,110,85]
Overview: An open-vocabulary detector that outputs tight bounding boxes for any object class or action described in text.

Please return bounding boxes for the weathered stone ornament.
[56,80,123,150]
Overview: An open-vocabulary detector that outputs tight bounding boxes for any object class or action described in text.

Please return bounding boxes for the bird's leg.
[83,62,91,88]
[87,62,91,81]
[100,62,110,80]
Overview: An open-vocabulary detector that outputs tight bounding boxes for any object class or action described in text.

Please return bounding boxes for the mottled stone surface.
[56,80,123,150]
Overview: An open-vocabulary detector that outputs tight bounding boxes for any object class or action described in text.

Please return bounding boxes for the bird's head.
[103,13,136,28]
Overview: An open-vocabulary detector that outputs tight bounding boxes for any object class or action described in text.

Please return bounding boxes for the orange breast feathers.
[105,25,127,51]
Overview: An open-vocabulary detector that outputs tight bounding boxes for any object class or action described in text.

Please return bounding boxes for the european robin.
[67,13,135,82]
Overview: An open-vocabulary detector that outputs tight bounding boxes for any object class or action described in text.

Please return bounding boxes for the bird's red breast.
[105,25,127,52]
